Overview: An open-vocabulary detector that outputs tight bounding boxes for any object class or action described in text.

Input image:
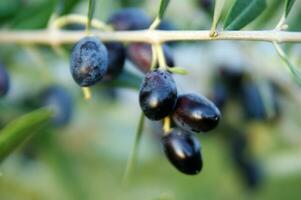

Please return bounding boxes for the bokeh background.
[1,0,301,199]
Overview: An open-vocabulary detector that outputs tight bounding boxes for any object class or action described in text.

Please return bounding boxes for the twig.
[0,30,301,45]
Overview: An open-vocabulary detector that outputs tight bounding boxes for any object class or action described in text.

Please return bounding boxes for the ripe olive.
[172,93,221,133]
[41,86,73,126]
[107,8,151,31]
[139,69,177,120]
[70,36,108,87]
[162,128,203,175]
[104,42,126,81]
[127,43,175,73]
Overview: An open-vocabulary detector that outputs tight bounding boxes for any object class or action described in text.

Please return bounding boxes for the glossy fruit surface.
[41,86,73,126]
[172,93,221,132]
[127,43,174,73]
[0,63,10,97]
[107,8,151,30]
[139,69,177,120]
[162,129,203,175]
[70,36,108,87]
[104,42,126,81]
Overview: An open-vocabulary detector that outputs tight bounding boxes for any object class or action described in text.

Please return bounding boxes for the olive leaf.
[273,42,301,87]
[210,0,226,35]
[158,0,170,19]
[10,0,57,29]
[168,67,189,75]
[224,0,267,30]
[285,0,295,17]
[87,0,96,32]
[0,108,54,162]
[123,113,145,185]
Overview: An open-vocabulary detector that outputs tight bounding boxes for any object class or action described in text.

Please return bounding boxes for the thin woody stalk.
[0,30,301,44]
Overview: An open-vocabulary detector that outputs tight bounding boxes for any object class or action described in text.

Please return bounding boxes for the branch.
[0,30,301,45]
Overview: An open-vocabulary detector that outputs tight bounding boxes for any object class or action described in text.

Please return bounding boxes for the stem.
[122,113,145,185]
[82,87,92,100]
[50,14,112,31]
[1,30,301,44]
[86,0,95,34]
[163,116,171,134]
[155,43,167,69]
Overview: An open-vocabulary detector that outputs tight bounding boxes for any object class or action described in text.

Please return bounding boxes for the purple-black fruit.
[162,128,203,175]
[107,8,151,31]
[127,43,175,73]
[172,93,221,133]
[70,36,108,87]
[41,86,73,126]
[104,42,126,81]
[139,69,177,120]
[0,63,10,97]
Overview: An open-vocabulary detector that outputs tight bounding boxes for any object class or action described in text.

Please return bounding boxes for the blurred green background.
[1,0,301,199]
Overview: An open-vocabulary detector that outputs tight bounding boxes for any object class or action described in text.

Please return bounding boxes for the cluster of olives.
[68,8,222,175]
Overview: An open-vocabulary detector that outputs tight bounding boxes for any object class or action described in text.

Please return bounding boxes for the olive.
[70,36,108,87]
[172,93,221,133]
[104,42,126,81]
[127,43,175,73]
[41,86,73,126]
[162,128,203,175]
[139,69,177,120]
[107,8,151,31]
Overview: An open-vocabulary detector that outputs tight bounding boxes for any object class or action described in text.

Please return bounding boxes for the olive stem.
[122,113,145,185]
[155,43,168,70]
[2,30,301,44]
[81,87,92,100]
[50,14,113,32]
[149,17,161,30]
[163,116,172,134]
[150,45,158,71]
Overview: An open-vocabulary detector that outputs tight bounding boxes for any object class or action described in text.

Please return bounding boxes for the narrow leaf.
[86,0,96,32]
[168,67,189,75]
[0,108,53,162]
[224,0,267,30]
[123,113,144,185]
[210,0,225,36]
[273,42,301,87]
[285,0,295,17]
[158,0,170,19]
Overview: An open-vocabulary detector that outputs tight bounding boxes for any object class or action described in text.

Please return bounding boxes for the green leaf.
[0,108,53,162]
[224,0,267,30]
[167,67,189,75]
[87,0,96,32]
[10,0,57,29]
[123,113,145,185]
[57,0,81,15]
[158,0,170,19]
[284,0,295,17]
[273,42,301,87]
[210,0,226,35]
